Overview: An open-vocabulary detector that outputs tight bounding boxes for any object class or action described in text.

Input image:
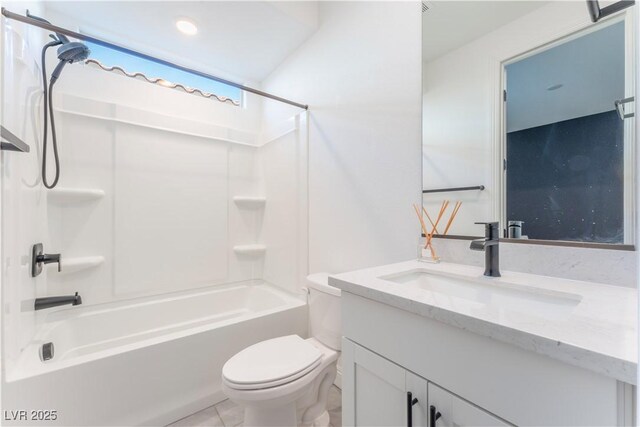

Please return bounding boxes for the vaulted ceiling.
[45,1,319,83]
[422,1,548,62]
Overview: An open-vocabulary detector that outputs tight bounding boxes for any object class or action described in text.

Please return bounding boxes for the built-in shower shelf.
[233,244,266,255]
[47,188,105,204]
[233,196,266,209]
[53,256,105,275]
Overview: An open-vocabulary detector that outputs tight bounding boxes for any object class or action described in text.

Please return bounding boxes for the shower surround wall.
[1,10,309,425]
[43,64,307,303]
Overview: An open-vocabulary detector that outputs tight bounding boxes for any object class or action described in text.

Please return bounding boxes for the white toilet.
[222,273,341,427]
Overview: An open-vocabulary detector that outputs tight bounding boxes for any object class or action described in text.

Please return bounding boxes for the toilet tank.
[306,273,342,350]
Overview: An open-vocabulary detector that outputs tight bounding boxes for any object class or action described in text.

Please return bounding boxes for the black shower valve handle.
[37,253,62,272]
[31,243,62,277]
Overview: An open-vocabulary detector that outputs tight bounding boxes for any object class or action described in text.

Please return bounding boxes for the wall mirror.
[422,1,636,247]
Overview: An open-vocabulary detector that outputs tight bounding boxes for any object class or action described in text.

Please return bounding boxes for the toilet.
[222,273,341,427]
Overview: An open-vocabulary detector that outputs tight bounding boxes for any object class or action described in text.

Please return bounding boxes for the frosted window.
[85,42,242,105]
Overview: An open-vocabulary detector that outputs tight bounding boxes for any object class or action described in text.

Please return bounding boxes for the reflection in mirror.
[422,1,635,245]
[505,21,626,243]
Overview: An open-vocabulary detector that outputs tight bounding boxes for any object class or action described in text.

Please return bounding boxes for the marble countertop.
[330,260,638,384]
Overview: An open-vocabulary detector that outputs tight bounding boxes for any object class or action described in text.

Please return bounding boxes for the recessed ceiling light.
[176,19,198,36]
[547,83,564,91]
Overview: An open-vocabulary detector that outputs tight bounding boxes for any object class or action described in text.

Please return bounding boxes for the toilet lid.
[223,335,322,390]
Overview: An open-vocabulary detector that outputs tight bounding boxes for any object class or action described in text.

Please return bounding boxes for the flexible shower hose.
[41,40,62,189]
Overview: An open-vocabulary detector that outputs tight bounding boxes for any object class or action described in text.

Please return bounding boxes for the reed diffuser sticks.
[443,201,462,235]
[414,200,462,262]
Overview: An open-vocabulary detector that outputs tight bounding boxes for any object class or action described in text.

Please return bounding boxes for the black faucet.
[35,292,82,310]
[470,222,501,277]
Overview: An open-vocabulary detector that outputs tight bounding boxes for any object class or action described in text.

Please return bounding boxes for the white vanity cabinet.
[343,339,428,426]
[343,339,510,427]
[339,291,633,427]
[427,383,510,427]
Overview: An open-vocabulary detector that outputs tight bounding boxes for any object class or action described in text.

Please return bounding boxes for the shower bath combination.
[30,11,90,189]
[1,9,310,422]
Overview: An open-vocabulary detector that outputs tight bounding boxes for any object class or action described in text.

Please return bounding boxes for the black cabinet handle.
[407,392,419,427]
[430,405,442,427]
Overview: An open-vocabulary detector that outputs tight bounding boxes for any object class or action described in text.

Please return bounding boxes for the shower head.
[50,41,90,83]
[57,42,90,63]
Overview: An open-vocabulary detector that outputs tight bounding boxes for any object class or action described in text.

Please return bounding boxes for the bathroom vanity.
[330,261,637,427]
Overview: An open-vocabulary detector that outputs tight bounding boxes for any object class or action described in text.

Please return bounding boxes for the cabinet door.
[428,383,512,427]
[343,339,428,427]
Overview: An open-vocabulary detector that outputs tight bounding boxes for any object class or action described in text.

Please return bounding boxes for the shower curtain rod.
[1,8,309,110]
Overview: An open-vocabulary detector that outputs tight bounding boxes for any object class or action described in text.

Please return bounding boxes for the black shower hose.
[41,40,62,189]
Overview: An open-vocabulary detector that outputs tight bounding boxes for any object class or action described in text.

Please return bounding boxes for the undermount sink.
[379,269,582,317]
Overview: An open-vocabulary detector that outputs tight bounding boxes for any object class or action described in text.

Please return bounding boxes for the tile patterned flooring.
[167,385,342,427]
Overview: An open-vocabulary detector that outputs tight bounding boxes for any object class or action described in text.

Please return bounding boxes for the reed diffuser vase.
[417,236,440,263]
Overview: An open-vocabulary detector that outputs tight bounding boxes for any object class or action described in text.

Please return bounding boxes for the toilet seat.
[223,335,323,390]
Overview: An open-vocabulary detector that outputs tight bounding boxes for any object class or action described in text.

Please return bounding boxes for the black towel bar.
[422,185,485,194]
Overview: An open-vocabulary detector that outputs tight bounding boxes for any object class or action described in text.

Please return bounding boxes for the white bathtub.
[2,281,307,426]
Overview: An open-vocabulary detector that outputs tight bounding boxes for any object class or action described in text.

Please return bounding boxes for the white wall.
[259,114,309,293]
[422,1,627,237]
[262,1,423,275]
